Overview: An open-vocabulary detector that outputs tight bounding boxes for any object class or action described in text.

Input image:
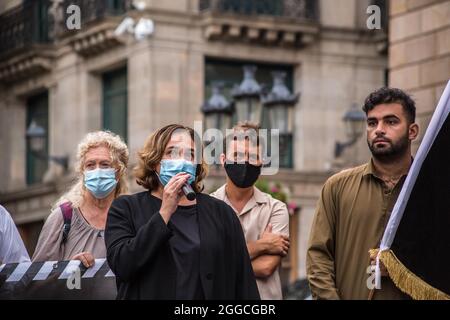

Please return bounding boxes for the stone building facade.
[0,0,389,286]
[389,0,450,152]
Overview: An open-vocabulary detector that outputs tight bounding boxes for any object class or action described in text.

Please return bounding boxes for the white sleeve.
[0,205,31,264]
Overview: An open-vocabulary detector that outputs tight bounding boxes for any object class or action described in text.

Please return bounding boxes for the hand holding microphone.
[182,183,196,201]
[159,173,195,224]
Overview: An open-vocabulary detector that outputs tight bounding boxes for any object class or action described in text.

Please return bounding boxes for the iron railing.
[199,0,319,21]
[0,0,52,57]
[0,0,129,57]
[63,0,129,26]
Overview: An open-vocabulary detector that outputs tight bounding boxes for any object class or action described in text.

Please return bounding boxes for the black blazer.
[105,191,260,300]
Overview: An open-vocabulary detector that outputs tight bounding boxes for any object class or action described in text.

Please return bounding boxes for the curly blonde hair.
[53,131,129,209]
[134,124,208,193]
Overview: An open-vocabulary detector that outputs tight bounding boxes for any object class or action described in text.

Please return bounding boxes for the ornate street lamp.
[201,81,234,166]
[262,71,300,168]
[231,65,263,125]
[26,120,68,172]
[334,103,366,158]
[262,71,299,133]
[201,81,234,135]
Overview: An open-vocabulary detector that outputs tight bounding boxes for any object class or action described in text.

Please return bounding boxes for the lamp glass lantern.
[232,65,263,125]
[262,71,300,168]
[334,103,367,159]
[343,103,366,141]
[201,82,234,141]
[26,120,46,153]
[267,102,295,133]
[26,119,69,172]
[262,71,299,133]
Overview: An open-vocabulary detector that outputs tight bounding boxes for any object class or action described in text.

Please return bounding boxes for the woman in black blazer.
[105,124,260,300]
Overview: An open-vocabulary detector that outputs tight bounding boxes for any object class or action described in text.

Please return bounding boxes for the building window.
[205,58,294,168]
[26,91,49,185]
[102,66,128,142]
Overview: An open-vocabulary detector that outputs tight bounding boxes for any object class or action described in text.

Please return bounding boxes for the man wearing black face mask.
[211,122,290,300]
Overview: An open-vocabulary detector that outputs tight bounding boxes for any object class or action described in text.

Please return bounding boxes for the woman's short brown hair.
[134,124,208,192]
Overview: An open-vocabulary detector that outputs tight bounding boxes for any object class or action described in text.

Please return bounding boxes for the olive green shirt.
[306,160,410,300]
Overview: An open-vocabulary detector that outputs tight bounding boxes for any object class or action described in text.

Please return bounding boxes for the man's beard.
[368,132,410,161]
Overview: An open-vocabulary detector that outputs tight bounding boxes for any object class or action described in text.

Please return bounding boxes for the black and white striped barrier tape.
[0,259,117,299]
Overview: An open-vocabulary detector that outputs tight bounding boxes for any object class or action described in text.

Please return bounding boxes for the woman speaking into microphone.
[105,124,259,300]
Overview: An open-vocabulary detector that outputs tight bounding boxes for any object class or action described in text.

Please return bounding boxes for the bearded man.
[307,87,419,300]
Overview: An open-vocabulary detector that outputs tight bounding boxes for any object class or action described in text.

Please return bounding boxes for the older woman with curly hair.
[33,131,129,268]
[105,124,259,300]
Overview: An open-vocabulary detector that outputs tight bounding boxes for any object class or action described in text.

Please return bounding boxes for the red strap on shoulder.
[60,202,73,222]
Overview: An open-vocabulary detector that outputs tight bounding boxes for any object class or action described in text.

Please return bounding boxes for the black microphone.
[182,183,196,201]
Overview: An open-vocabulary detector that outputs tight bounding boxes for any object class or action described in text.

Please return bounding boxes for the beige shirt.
[211,185,289,300]
[32,206,106,262]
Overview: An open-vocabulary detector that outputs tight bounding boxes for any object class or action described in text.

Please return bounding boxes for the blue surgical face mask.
[157,159,196,186]
[84,168,118,199]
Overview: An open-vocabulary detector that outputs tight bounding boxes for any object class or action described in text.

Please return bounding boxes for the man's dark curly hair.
[362,87,416,124]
